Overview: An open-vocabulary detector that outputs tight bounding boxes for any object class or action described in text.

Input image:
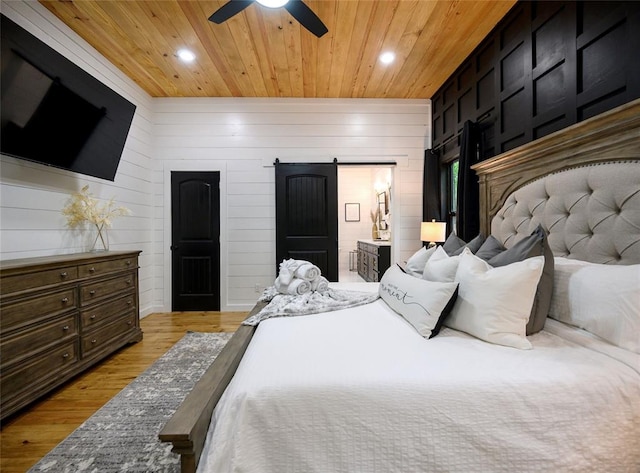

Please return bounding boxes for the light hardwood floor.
[0,311,247,473]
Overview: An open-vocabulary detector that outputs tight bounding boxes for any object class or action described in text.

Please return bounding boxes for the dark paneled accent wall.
[431,1,640,161]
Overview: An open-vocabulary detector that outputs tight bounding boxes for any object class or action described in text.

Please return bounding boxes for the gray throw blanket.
[243,286,380,326]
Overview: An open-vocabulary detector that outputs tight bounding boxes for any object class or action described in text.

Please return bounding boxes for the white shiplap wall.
[0,2,431,314]
[154,98,430,311]
[0,2,156,316]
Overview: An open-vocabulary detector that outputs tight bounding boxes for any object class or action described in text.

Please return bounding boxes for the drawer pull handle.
[62,325,69,331]
[89,290,96,295]
[61,297,69,304]
[126,260,131,266]
[90,314,97,320]
[91,339,97,344]
[62,353,69,359]
[127,300,132,305]
[126,279,132,285]
[60,271,68,278]
[127,321,132,326]
[89,267,96,273]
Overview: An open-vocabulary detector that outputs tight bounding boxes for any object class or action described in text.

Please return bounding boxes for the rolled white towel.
[310,276,329,293]
[294,262,321,281]
[278,259,299,285]
[274,276,311,296]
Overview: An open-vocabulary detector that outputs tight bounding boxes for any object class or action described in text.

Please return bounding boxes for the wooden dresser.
[357,240,391,282]
[0,251,142,420]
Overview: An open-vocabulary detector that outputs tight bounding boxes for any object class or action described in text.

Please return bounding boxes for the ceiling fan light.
[256,0,289,8]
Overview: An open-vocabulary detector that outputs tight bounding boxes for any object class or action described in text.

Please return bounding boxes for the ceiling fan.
[209,0,328,38]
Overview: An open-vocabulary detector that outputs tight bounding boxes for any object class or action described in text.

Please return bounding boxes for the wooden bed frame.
[158,98,640,473]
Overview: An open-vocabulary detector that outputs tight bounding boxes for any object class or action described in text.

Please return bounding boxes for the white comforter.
[197,285,640,473]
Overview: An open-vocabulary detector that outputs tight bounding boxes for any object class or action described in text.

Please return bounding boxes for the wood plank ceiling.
[39,0,516,99]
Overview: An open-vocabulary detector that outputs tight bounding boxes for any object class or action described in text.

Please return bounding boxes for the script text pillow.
[379,264,458,339]
[446,252,544,349]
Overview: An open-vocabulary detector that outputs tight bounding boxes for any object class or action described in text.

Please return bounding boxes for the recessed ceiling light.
[176,49,196,62]
[256,0,289,8]
[379,52,395,65]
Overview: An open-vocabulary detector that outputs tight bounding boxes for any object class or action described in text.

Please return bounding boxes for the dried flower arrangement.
[62,185,131,251]
[370,207,380,223]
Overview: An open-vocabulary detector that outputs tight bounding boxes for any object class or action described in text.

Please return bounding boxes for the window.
[448,160,459,234]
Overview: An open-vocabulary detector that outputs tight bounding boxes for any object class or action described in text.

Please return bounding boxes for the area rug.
[29,331,233,473]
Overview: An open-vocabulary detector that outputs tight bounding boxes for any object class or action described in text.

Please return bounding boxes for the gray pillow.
[484,225,554,335]
[443,233,486,256]
[450,233,485,255]
[488,227,544,266]
[442,233,466,255]
[475,235,506,261]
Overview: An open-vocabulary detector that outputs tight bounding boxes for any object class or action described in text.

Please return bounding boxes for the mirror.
[377,191,389,231]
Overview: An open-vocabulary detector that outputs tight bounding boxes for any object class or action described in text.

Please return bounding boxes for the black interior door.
[275,163,338,281]
[171,171,220,311]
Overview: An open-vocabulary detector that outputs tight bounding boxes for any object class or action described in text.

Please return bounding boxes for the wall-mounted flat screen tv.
[1,15,136,181]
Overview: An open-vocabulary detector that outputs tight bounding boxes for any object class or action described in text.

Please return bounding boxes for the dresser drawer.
[78,257,136,278]
[1,340,78,406]
[1,314,78,369]
[1,266,77,296]
[82,313,137,357]
[1,288,77,334]
[80,273,136,306]
[81,294,136,331]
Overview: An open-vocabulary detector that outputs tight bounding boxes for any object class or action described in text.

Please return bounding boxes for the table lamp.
[421,219,447,248]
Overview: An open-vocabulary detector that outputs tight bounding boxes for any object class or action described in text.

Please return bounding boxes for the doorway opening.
[338,166,394,282]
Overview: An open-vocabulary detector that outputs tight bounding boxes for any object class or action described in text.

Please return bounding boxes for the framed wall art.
[345,203,360,222]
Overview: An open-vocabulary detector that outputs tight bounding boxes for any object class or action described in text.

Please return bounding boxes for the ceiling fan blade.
[208,0,255,24]
[284,0,328,38]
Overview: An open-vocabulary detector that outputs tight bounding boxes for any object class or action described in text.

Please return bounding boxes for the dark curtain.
[456,120,480,241]
[422,149,441,222]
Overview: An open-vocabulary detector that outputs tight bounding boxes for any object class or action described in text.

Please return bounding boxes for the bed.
[159,99,640,473]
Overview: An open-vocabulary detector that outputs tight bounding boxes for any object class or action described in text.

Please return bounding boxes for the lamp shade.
[421,220,447,243]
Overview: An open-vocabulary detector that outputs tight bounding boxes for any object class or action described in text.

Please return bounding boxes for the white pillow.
[550,258,640,354]
[379,264,458,338]
[446,252,544,349]
[422,246,470,282]
[405,246,437,277]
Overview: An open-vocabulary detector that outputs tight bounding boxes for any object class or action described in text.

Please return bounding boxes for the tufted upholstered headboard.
[490,162,640,264]
[473,99,640,265]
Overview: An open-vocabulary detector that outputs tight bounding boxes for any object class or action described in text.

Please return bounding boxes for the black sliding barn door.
[275,163,338,281]
[171,171,220,311]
